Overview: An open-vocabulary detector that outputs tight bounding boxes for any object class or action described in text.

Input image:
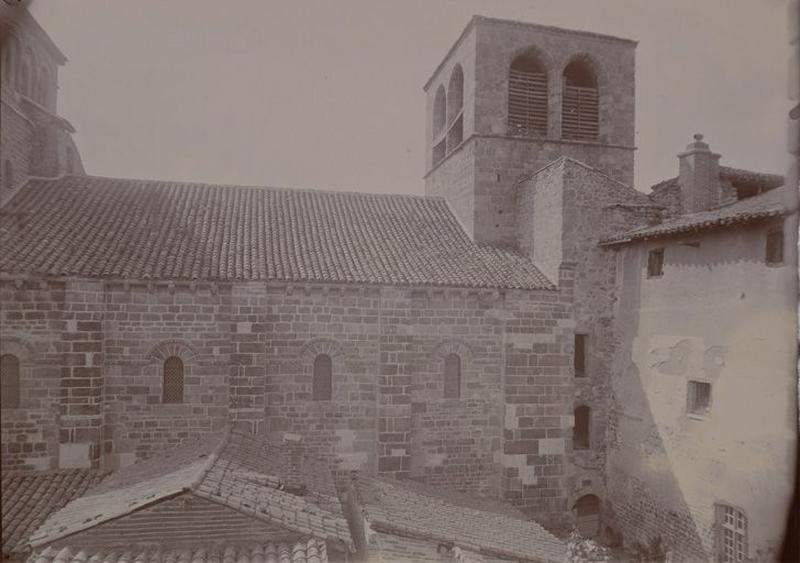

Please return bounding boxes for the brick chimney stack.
[677,133,721,213]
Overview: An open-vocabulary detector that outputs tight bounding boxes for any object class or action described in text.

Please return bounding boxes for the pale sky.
[30,0,794,195]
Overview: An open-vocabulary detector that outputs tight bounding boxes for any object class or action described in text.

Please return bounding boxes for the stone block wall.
[1,93,34,202]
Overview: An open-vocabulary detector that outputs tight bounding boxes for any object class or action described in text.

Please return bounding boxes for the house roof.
[0,175,553,290]
[30,429,353,551]
[650,166,784,194]
[28,539,327,563]
[2,470,107,557]
[354,476,565,563]
[603,185,794,244]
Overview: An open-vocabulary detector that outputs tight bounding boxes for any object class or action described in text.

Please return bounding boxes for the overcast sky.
[30,0,794,195]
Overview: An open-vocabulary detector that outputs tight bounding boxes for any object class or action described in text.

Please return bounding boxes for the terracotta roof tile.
[0,175,552,290]
[27,539,327,563]
[2,470,107,557]
[355,476,565,563]
[604,185,795,244]
[30,430,352,552]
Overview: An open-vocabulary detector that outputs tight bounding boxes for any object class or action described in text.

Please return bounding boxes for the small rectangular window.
[574,334,587,377]
[766,229,783,265]
[647,248,664,278]
[687,380,711,416]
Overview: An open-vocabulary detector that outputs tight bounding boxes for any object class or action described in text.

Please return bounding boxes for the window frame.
[162,356,185,404]
[687,380,711,417]
[574,333,588,377]
[647,247,665,278]
[312,353,333,401]
[715,503,748,562]
[1,353,21,409]
[765,226,784,266]
[573,405,591,450]
[443,353,462,399]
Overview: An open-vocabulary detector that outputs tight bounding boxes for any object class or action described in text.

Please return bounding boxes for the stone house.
[1,6,796,561]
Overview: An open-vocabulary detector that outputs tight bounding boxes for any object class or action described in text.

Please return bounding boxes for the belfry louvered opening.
[508,53,548,137]
[562,61,598,141]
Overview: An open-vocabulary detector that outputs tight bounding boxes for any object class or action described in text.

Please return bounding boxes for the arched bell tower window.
[562,60,598,141]
[446,65,464,150]
[313,353,332,401]
[162,356,184,403]
[432,85,447,166]
[508,52,548,137]
[1,354,21,409]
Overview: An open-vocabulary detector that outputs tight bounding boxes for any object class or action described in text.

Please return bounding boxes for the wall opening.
[647,248,664,278]
[716,504,747,562]
[766,228,784,265]
[1,354,21,409]
[443,353,461,399]
[508,52,548,137]
[573,405,590,449]
[162,356,184,403]
[574,494,601,538]
[313,353,332,401]
[574,334,587,377]
[687,380,711,416]
[562,60,598,141]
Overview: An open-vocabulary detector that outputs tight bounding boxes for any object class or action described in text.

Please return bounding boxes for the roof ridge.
[187,424,234,492]
[44,174,441,201]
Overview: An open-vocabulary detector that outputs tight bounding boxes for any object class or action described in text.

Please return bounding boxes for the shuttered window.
[1,354,21,409]
[562,62,598,141]
[162,356,184,403]
[443,353,461,399]
[313,354,332,401]
[508,54,548,137]
[647,248,664,278]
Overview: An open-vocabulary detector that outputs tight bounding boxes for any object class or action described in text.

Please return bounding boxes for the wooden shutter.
[562,85,598,141]
[508,68,548,136]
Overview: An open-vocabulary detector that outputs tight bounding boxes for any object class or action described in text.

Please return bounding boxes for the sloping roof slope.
[603,185,794,244]
[354,476,565,563]
[28,539,327,563]
[2,470,107,557]
[30,429,352,551]
[0,175,552,290]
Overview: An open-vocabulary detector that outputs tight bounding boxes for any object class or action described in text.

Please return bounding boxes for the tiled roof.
[31,429,353,552]
[718,166,784,189]
[603,185,795,244]
[2,470,107,557]
[28,539,327,563]
[0,175,553,290]
[650,167,784,193]
[354,476,565,563]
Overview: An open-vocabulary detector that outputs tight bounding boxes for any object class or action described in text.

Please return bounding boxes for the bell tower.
[423,16,637,246]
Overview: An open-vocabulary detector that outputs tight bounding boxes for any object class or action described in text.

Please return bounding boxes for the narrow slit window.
[162,356,184,403]
[574,334,587,377]
[766,229,783,265]
[313,354,332,401]
[443,353,461,399]
[647,248,664,278]
[1,354,21,409]
[687,380,711,415]
[574,405,590,449]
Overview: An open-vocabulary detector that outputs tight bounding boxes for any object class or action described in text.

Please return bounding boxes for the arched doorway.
[574,494,601,538]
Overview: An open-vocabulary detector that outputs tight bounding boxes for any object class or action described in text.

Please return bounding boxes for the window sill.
[687,412,708,421]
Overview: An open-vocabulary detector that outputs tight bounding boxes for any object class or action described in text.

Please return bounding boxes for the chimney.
[677,133,721,213]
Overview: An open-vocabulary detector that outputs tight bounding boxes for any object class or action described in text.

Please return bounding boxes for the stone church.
[1,5,797,562]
